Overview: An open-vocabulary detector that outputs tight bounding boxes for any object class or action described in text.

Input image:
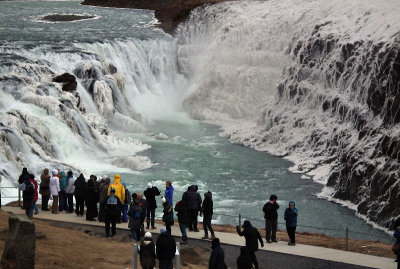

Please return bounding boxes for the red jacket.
[30,179,38,203]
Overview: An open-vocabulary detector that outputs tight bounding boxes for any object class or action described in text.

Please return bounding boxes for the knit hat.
[160,227,167,234]
[52,169,58,175]
[144,232,152,238]
[147,183,152,188]
[161,197,166,204]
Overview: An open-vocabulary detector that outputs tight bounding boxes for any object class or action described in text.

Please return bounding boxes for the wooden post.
[239,214,242,228]
[133,244,138,269]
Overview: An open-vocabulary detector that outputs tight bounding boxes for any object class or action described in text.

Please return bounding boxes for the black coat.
[183,185,201,210]
[105,196,122,218]
[140,239,156,268]
[74,174,86,197]
[209,241,225,269]
[201,197,213,216]
[236,221,263,252]
[175,200,190,225]
[263,201,279,220]
[144,187,160,209]
[156,232,176,261]
[85,179,99,204]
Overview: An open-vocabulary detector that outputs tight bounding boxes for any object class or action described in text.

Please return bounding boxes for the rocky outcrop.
[1,214,35,269]
[41,14,96,22]
[53,73,77,92]
[80,0,239,34]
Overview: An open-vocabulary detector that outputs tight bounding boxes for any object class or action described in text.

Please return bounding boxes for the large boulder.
[1,214,35,269]
[53,73,77,92]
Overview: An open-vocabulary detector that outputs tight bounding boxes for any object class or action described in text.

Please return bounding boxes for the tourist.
[263,194,279,243]
[59,171,68,212]
[98,175,110,222]
[137,192,148,229]
[165,181,174,205]
[21,175,34,218]
[201,191,215,240]
[50,169,60,214]
[208,238,226,269]
[236,246,254,269]
[29,174,39,215]
[156,227,176,269]
[65,171,75,213]
[18,167,29,184]
[393,226,400,268]
[121,183,131,223]
[174,199,190,244]
[144,183,160,230]
[105,188,122,237]
[182,185,201,232]
[39,168,51,211]
[284,201,298,246]
[128,193,142,241]
[107,174,125,217]
[139,231,156,269]
[236,220,264,269]
[74,173,86,216]
[162,197,174,235]
[85,175,99,221]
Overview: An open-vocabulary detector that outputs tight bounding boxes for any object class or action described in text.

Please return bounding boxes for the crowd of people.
[17,167,302,269]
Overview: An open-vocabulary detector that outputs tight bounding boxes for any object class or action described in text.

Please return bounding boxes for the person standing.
[139,232,156,269]
[208,238,226,269]
[162,197,174,235]
[284,201,298,246]
[50,169,60,214]
[137,192,148,230]
[175,199,190,244]
[393,226,400,269]
[107,174,125,222]
[128,193,142,241]
[144,183,160,230]
[59,171,68,212]
[156,227,176,269]
[183,185,201,232]
[263,194,279,243]
[21,175,34,218]
[98,176,110,222]
[164,181,174,206]
[121,183,131,223]
[74,173,86,216]
[29,174,39,215]
[85,175,99,221]
[236,220,264,269]
[104,188,122,237]
[39,168,51,211]
[18,167,29,209]
[201,191,215,240]
[65,171,75,213]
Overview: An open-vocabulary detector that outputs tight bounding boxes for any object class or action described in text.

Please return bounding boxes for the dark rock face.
[41,14,96,22]
[263,26,400,229]
[1,214,35,269]
[53,73,77,92]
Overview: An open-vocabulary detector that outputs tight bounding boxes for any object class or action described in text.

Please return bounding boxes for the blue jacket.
[60,171,68,191]
[165,185,174,205]
[284,201,298,227]
[394,229,400,245]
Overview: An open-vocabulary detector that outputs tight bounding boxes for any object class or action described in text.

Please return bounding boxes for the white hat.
[161,197,166,203]
[144,232,152,238]
[52,169,58,175]
[147,183,153,188]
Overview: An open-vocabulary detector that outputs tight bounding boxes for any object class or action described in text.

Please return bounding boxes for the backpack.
[131,203,141,219]
[24,182,34,195]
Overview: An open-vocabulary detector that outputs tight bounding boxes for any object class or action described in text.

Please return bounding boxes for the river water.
[0,1,393,242]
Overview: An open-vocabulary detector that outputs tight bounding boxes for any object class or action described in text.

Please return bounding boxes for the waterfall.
[175,0,400,229]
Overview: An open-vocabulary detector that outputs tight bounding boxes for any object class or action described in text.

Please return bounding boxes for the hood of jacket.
[211,238,220,249]
[289,201,295,207]
[242,220,252,229]
[113,174,121,184]
[60,171,66,177]
[204,191,212,200]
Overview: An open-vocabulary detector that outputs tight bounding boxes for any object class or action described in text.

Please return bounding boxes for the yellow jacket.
[108,174,125,203]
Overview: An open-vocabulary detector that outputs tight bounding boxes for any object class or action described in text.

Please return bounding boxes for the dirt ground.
[0,209,395,269]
